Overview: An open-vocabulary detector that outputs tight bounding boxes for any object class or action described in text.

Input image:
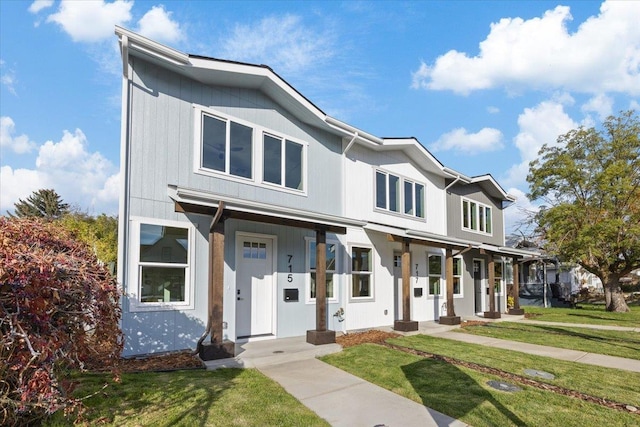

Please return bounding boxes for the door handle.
[237,297,244,301]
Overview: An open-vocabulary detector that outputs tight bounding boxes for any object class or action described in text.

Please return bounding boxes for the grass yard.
[457,321,640,360]
[524,304,640,327]
[321,336,640,427]
[45,368,329,427]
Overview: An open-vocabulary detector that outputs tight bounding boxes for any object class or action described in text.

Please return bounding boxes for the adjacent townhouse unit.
[115,27,535,360]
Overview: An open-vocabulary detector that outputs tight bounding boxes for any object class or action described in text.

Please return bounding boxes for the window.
[135,220,191,306]
[243,241,267,259]
[351,247,373,298]
[201,113,253,179]
[263,133,304,190]
[308,239,337,301]
[453,257,463,296]
[462,198,493,234]
[375,169,425,219]
[428,254,442,296]
[494,260,503,295]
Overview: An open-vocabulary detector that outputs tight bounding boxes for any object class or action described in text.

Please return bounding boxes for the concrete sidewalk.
[204,336,468,427]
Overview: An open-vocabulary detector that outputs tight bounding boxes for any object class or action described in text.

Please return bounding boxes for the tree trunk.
[605,275,629,312]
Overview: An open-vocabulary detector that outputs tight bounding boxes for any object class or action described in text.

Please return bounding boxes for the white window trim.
[349,244,375,302]
[128,216,195,312]
[374,168,426,220]
[427,252,444,298]
[305,236,339,304]
[192,104,308,195]
[262,131,307,193]
[453,256,464,298]
[461,197,493,236]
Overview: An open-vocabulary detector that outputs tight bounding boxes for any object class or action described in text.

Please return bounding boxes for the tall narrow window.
[485,207,492,234]
[351,247,373,298]
[470,202,477,230]
[462,198,493,235]
[263,134,282,185]
[494,261,503,294]
[428,254,442,296]
[453,257,462,296]
[309,240,337,300]
[463,200,469,228]
[285,140,303,190]
[138,223,190,304]
[415,183,425,218]
[389,174,400,212]
[376,171,387,209]
[404,180,414,215]
[202,113,253,179]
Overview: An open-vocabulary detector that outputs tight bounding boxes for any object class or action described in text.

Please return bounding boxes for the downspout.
[116,33,131,322]
[342,132,358,217]
[444,175,461,192]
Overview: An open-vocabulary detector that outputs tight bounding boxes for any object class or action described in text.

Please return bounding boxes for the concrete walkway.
[203,316,639,426]
[204,336,468,427]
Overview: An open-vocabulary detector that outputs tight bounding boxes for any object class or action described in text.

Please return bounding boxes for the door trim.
[235,232,278,340]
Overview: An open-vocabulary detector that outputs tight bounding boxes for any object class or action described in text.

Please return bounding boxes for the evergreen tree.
[12,189,70,219]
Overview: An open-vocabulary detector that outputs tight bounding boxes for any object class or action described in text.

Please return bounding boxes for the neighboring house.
[115,27,535,359]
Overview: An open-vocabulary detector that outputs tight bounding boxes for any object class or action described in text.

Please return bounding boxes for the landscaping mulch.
[118,350,205,373]
[336,330,401,348]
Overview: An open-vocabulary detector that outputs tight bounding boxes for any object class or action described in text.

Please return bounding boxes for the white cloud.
[28,0,54,14]
[0,123,119,214]
[221,14,335,75]
[631,100,640,111]
[47,0,133,43]
[412,1,640,95]
[137,5,183,44]
[487,106,500,114]
[502,101,578,188]
[581,93,613,120]
[1,117,36,154]
[0,60,17,96]
[430,127,503,154]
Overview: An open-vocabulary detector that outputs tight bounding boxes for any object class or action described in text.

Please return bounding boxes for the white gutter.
[343,132,359,155]
[115,25,190,66]
[325,116,383,145]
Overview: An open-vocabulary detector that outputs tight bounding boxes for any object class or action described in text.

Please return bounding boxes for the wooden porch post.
[484,255,501,318]
[199,218,235,360]
[440,247,461,325]
[307,228,335,345]
[509,259,524,315]
[394,239,418,331]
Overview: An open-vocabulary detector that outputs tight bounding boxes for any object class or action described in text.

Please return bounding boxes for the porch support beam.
[307,228,336,345]
[484,254,501,319]
[394,239,418,331]
[508,260,524,315]
[199,218,235,360]
[440,247,461,325]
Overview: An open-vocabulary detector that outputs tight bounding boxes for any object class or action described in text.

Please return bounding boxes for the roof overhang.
[168,185,365,234]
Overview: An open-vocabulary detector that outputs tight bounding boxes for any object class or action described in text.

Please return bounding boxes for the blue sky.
[1,1,639,235]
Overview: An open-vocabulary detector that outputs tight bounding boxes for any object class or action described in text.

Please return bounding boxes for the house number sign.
[287,254,293,282]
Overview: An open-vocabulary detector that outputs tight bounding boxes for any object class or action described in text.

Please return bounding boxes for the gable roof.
[115,26,515,200]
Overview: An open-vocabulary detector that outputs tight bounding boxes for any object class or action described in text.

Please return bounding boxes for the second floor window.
[462,198,492,234]
[263,134,304,191]
[375,170,425,219]
[202,113,253,179]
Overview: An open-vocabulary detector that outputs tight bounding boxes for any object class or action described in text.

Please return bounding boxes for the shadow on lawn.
[80,369,243,427]
[566,311,640,326]
[401,358,526,426]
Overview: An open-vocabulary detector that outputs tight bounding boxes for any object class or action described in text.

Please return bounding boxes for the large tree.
[527,110,640,312]
[12,188,69,219]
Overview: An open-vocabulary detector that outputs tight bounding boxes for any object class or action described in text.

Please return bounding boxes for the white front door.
[236,236,274,338]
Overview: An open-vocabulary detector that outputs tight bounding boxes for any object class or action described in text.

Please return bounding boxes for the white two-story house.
[115,28,533,359]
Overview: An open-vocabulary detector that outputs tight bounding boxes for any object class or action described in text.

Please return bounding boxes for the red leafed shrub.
[0,217,123,426]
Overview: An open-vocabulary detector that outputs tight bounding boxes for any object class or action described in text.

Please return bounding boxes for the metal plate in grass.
[524,369,555,380]
[487,380,522,392]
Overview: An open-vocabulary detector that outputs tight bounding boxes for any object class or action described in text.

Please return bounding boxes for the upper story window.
[307,238,338,302]
[202,113,253,179]
[194,106,307,194]
[263,133,304,190]
[462,198,492,235]
[375,170,425,219]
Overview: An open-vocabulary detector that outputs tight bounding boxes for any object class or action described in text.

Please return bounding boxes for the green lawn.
[322,336,640,427]
[46,369,329,427]
[524,305,640,327]
[457,321,640,360]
